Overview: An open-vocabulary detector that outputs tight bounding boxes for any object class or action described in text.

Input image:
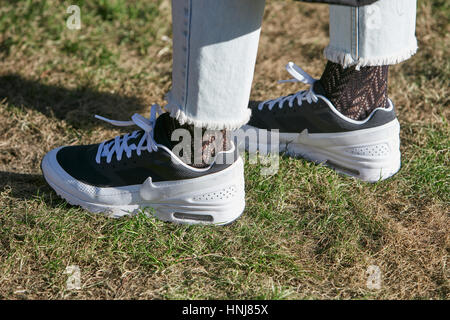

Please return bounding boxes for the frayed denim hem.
[324,40,418,69]
[164,96,251,131]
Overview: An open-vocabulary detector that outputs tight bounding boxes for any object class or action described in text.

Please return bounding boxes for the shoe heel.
[288,119,401,182]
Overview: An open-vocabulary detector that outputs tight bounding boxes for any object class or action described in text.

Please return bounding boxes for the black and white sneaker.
[41,105,245,225]
[242,62,401,182]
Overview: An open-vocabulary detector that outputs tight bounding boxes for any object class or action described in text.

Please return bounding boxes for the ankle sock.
[319,61,389,121]
[159,114,230,168]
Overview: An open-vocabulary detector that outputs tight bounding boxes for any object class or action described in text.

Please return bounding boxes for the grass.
[0,0,448,299]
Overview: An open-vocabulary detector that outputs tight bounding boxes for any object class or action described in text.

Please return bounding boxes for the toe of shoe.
[42,147,139,206]
[41,147,95,202]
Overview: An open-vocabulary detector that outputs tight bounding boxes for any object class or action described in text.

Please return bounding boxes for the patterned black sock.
[319,61,389,121]
[161,115,230,168]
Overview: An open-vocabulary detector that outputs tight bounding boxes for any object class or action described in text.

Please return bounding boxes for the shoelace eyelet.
[257,62,318,112]
[95,104,163,165]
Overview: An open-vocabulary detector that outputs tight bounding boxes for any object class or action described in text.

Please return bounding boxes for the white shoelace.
[258,62,319,111]
[94,104,163,164]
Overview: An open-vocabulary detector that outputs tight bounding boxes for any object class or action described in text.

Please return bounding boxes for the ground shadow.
[0,75,150,205]
[0,171,68,206]
[0,74,148,129]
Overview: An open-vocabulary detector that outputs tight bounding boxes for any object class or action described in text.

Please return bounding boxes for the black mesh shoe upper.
[55,113,236,188]
[247,82,396,134]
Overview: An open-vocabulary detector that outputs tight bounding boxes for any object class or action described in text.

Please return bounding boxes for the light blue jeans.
[165,0,417,130]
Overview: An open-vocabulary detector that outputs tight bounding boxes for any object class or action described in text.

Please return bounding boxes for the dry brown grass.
[0,0,448,299]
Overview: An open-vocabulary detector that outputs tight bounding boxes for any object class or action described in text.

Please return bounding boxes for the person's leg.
[321,0,417,120]
[325,0,417,69]
[161,0,266,168]
[41,0,266,225]
[245,0,417,182]
[168,0,266,130]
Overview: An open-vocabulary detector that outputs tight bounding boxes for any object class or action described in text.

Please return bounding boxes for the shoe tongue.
[153,112,175,149]
[109,113,174,150]
[313,80,326,95]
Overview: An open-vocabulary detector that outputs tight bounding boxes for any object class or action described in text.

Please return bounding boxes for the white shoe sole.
[241,119,401,182]
[41,148,245,225]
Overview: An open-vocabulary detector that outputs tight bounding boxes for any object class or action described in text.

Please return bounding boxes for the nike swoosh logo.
[140,158,243,202]
[139,172,230,202]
